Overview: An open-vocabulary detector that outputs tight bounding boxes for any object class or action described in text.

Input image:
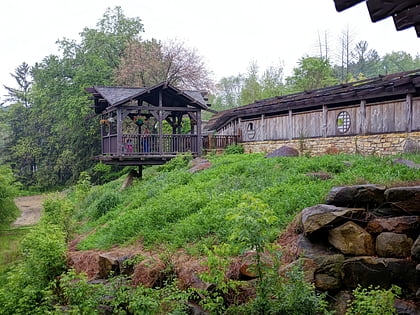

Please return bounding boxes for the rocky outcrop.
[294,184,420,313]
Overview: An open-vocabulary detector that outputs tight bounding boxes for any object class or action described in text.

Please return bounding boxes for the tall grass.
[74,153,420,251]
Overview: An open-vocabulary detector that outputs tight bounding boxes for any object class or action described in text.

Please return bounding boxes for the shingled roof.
[334,0,420,37]
[86,82,213,114]
[207,69,420,131]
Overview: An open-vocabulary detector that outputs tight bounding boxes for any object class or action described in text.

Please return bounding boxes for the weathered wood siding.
[292,110,323,138]
[412,98,420,131]
[218,96,420,142]
[365,101,406,133]
[264,115,288,140]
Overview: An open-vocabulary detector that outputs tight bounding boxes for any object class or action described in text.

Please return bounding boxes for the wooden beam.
[406,94,413,132]
[366,0,419,22]
[158,90,163,155]
[334,0,365,12]
[359,99,366,135]
[322,105,328,137]
[393,5,420,30]
[197,110,202,156]
[288,109,293,140]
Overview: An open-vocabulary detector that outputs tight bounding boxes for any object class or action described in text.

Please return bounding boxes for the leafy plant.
[346,285,400,315]
[224,144,244,155]
[198,244,240,314]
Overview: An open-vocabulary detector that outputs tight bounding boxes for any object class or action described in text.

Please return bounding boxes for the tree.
[381,51,420,74]
[114,39,213,90]
[286,56,338,92]
[3,62,32,107]
[211,75,244,110]
[335,26,355,82]
[240,61,262,105]
[349,41,381,78]
[1,7,144,188]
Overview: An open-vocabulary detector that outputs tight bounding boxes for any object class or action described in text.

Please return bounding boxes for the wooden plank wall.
[226,97,419,142]
[365,101,406,133]
[292,111,323,138]
[264,115,288,140]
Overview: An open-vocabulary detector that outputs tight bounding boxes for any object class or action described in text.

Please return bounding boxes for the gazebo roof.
[86,82,213,114]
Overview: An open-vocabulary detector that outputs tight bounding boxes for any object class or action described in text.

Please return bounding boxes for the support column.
[359,99,366,135]
[158,90,163,154]
[197,110,202,156]
[261,114,265,140]
[406,94,412,132]
[322,105,327,137]
[117,107,123,155]
[288,109,293,140]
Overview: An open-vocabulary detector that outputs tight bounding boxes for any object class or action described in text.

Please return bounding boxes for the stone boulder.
[375,232,413,258]
[328,222,375,256]
[394,299,420,315]
[98,252,136,278]
[312,254,344,291]
[305,172,333,180]
[341,257,418,292]
[265,145,299,158]
[296,234,338,258]
[300,204,366,236]
[412,235,420,261]
[326,184,386,207]
[189,158,212,173]
[366,216,420,237]
[384,186,420,215]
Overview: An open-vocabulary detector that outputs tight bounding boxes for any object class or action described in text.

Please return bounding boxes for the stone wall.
[243,131,420,156]
[295,184,420,313]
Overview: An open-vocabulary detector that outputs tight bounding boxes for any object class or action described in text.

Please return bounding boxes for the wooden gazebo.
[86,82,217,168]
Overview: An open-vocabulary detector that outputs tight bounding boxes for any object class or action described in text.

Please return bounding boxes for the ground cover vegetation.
[1,152,417,314]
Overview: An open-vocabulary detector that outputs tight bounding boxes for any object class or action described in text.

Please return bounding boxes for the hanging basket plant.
[135,117,144,126]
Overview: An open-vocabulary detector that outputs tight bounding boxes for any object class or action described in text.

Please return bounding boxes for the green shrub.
[94,191,122,219]
[158,153,193,172]
[42,194,75,241]
[0,165,19,227]
[346,285,400,315]
[0,223,66,314]
[224,144,244,155]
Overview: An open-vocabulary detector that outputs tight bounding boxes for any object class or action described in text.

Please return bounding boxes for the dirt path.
[12,195,46,227]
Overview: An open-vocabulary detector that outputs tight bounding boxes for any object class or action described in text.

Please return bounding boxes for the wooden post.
[158,90,163,154]
[261,114,265,140]
[359,99,366,135]
[117,107,123,155]
[138,165,143,179]
[197,110,202,156]
[322,105,328,137]
[288,109,293,140]
[406,93,412,132]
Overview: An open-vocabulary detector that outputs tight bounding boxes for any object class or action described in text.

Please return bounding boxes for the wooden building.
[334,0,420,37]
[86,82,236,168]
[207,70,420,154]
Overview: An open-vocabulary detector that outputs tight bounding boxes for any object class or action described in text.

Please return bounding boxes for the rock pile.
[295,184,420,313]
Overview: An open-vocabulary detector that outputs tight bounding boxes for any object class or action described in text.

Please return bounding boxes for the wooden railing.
[102,134,240,156]
[202,135,240,150]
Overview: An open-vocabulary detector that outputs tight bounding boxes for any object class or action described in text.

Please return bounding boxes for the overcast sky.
[1,0,419,99]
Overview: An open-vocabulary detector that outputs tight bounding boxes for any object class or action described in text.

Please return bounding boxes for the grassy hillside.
[72,153,420,252]
[2,152,419,314]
